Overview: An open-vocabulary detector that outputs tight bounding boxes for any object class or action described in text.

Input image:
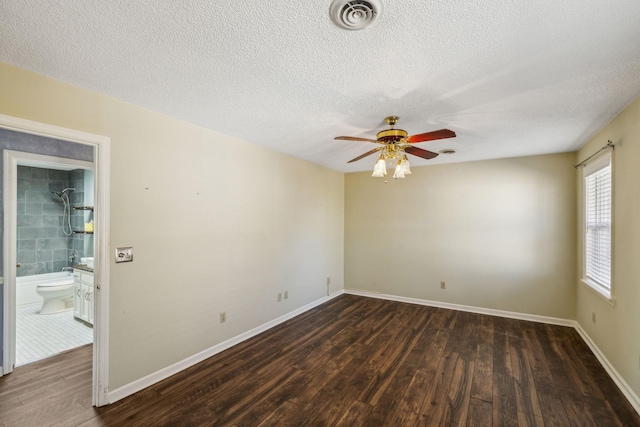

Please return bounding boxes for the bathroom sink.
[80,257,94,269]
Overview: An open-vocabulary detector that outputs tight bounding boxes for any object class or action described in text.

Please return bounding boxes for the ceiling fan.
[334,116,456,178]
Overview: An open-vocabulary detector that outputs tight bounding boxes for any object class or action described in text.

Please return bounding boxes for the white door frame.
[0,114,110,407]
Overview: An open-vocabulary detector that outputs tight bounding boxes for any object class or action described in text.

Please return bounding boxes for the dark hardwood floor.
[1,294,638,426]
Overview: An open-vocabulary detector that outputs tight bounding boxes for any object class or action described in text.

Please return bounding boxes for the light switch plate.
[115,247,133,263]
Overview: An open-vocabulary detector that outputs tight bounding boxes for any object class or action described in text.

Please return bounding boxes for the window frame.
[581,151,614,303]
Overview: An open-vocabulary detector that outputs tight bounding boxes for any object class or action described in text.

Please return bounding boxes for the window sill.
[581,279,615,306]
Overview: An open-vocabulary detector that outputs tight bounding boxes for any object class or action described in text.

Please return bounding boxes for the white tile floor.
[16,303,93,366]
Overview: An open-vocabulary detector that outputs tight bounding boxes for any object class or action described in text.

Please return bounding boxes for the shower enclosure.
[16,166,92,277]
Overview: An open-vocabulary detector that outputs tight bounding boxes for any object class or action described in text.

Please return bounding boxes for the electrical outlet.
[440,281,446,289]
[592,312,596,323]
[220,312,226,323]
[277,292,282,302]
[284,291,288,299]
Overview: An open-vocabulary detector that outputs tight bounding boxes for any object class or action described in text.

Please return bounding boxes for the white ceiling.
[1,1,640,172]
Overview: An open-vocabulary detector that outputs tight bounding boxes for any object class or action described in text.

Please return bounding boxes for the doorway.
[0,115,110,406]
[14,162,94,366]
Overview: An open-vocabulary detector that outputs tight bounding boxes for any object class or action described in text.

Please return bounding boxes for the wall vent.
[329,0,382,31]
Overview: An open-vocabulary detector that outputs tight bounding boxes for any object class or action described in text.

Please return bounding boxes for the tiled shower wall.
[16,166,87,277]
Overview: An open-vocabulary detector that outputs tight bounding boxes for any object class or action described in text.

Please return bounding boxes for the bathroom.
[15,165,94,366]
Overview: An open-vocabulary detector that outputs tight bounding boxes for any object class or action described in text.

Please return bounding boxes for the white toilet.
[35,274,75,315]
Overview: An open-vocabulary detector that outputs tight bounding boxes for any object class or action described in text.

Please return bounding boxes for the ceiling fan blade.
[335,136,380,143]
[347,147,383,163]
[406,129,456,143]
[405,146,439,160]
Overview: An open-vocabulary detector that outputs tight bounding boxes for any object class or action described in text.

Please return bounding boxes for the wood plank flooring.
[1,294,638,426]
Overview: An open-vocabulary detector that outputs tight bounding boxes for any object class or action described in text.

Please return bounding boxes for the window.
[583,153,612,299]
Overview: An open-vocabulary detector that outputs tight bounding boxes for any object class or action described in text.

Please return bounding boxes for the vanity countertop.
[73,264,94,273]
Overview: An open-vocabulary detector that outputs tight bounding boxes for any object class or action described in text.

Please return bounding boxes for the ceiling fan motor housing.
[376,128,408,142]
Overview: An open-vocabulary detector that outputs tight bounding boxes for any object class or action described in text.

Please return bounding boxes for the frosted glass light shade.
[400,156,411,174]
[393,161,405,178]
[372,157,387,177]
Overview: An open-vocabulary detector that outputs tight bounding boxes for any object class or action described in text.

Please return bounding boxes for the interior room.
[0,1,639,425]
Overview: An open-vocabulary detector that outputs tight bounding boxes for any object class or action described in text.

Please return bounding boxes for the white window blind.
[584,154,612,293]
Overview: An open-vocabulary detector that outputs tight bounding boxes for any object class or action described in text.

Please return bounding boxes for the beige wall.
[345,152,577,319]
[0,62,345,389]
[576,96,640,398]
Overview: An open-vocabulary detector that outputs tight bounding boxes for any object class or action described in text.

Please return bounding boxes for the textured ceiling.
[1,1,640,172]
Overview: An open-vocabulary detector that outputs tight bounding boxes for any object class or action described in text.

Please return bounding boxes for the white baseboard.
[345,288,640,416]
[108,288,639,417]
[109,290,345,404]
[574,323,640,414]
[344,288,575,326]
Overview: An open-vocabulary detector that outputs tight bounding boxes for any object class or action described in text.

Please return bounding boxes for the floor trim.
[344,288,574,326]
[574,323,640,414]
[108,290,345,404]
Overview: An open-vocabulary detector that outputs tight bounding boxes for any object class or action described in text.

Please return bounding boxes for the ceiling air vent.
[329,0,382,31]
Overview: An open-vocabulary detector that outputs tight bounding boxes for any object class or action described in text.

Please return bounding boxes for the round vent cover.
[329,0,382,31]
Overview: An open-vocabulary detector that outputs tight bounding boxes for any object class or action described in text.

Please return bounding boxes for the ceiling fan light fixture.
[400,154,411,175]
[372,155,387,177]
[393,160,406,179]
[329,0,382,31]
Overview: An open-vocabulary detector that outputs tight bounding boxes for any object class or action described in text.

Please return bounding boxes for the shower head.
[61,187,75,194]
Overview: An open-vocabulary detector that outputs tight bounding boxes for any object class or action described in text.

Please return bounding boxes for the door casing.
[0,114,110,407]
